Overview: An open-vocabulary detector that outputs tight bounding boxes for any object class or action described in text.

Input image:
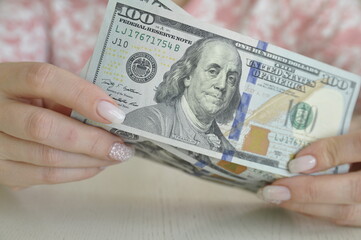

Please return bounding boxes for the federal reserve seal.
[126,52,157,83]
[289,102,314,130]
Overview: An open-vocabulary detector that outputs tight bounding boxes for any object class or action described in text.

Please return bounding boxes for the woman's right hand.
[0,62,134,189]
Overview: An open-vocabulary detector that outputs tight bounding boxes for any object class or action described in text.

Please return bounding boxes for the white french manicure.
[97,101,125,124]
[257,186,291,204]
[288,155,317,173]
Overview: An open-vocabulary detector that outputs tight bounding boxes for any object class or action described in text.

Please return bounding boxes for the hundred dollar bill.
[73,0,360,179]
[76,0,268,188]
[79,0,261,188]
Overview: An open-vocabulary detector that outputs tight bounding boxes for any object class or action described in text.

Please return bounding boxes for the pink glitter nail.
[109,143,134,162]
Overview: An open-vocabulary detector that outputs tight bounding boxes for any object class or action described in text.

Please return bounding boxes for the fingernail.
[288,155,316,173]
[257,186,291,204]
[108,142,134,162]
[97,101,125,124]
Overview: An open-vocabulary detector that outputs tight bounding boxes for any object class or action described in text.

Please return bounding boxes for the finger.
[27,98,72,116]
[0,62,125,124]
[0,159,103,187]
[288,131,361,173]
[0,100,134,162]
[258,172,361,205]
[0,132,119,168]
[281,202,361,227]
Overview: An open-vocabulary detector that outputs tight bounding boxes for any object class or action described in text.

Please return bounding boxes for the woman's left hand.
[257,112,361,226]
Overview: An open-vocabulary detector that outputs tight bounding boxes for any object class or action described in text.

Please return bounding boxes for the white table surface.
[1,156,360,240]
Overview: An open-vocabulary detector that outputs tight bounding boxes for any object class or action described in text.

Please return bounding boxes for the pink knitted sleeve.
[0,0,106,73]
[0,0,48,63]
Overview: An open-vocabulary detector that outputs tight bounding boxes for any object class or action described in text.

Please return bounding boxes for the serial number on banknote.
[114,27,181,52]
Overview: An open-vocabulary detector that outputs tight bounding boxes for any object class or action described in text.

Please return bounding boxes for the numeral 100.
[321,74,349,90]
[118,6,155,25]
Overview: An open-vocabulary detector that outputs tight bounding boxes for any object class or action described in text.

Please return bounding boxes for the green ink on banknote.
[290,102,314,130]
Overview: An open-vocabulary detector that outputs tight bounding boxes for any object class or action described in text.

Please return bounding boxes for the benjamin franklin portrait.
[123,37,243,152]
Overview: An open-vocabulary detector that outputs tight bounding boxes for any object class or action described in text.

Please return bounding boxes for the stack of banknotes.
[72,0,361,192]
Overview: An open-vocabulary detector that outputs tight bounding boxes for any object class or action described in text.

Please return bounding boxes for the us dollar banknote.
[72,0,360,186]
[77,0,267,190]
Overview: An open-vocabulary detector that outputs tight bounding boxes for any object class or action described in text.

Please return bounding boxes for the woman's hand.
[0,62,134,189]
[257,111,361,226]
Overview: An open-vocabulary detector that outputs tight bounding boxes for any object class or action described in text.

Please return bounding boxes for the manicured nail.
[288,155,316,173]
[108,142,134,162]
[257,186,291,204]
[97,101,125,124]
